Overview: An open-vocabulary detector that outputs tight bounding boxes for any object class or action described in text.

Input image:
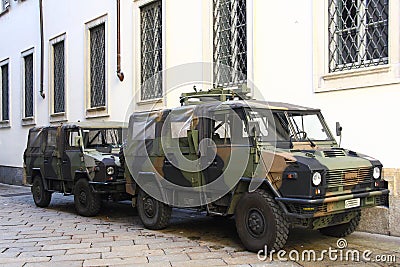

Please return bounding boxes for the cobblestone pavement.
[0,184,399,267]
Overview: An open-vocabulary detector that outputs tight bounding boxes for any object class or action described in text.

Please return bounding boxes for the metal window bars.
[1,64,9,121]
[328,0,388,72]
[214,0,247,87]
[24,54,34,118]
[90,23,106,108]
[140,0,163,101]
[53,41,65,113]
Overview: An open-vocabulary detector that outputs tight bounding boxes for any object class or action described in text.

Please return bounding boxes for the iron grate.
[328,0,389,72]
[140,0,163,101]
[24,54,34,118]
[213,0,247,87]
[53,41,65,113]
[1,64,9,121]
[90,23,106,108]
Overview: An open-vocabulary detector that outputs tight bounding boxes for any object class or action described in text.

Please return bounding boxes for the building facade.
[0,0,398,187]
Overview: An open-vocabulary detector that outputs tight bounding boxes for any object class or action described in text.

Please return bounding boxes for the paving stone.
[66,246,111,255]
[163,246,210,255]
[172,258,227,267]
[41,243,91,251]
[148,241,199,250]
[51,252,101,261]
[148,253,190,263]
[103,249,164,258]
[188,251,231,260]
[25,260,84,267]
[111,244,149,252]
[83,257,148,266]
[19,250,66,257]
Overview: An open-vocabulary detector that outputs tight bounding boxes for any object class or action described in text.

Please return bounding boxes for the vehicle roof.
[29,121,126,132]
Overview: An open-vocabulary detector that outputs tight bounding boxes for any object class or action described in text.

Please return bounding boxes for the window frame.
[328,0,389,72]
[85,15,109,118]
[0,58,10,128]
[313,0,399,93]
[21,48,35,126]
[213,0,248,88]
[49,33,67,122]
[139,0,163,102]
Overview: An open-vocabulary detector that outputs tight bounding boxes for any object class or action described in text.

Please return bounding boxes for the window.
[213,0,247,87]
[89,23,106,108]
[1,0,10,14]
[50,37,65,115]
[23,52,34,119]
[0,60,9,122]
[140,0,162,101]
[328,0,389,72]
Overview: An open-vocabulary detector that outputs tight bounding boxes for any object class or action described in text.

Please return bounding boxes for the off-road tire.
[74,179,101,217]
[137,187,171,230]
[31,176,52,207]
[319,210,361,237]
[235,189,289,252]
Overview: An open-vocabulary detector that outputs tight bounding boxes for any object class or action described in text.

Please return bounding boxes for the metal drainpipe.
[116,0,124,81]
[39,0,45,98]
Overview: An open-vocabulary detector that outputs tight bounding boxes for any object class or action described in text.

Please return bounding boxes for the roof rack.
[180,85,252,106]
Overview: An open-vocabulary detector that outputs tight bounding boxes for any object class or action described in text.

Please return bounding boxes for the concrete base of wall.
[357,168,400,237]
[0,166,24,185]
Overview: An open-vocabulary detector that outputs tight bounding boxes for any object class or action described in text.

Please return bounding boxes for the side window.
[28,130,42,153]
[45,129,57,152]
[212,113,231,145]
[66,130,80,150]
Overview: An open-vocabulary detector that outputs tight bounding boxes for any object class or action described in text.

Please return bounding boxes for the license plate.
[345,198,360,209]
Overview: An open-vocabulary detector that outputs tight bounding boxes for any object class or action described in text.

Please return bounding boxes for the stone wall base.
[0,166,24,186]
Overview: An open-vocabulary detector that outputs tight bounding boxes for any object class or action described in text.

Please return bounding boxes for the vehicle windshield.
[82,128,122,150]
[244,109,333,144]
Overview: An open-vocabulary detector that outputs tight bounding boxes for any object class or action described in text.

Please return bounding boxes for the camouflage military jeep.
[24,122,127,216]
[122,87,389,252]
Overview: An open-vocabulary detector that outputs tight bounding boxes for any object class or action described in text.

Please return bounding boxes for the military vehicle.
[24,122,127,216]
[122,87,389,252]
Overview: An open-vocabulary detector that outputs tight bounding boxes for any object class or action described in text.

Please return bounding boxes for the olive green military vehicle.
[24,122,127,216]
[122,87,389,252]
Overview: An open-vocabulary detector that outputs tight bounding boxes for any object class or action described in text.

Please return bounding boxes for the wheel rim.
[143,196,156,218]
[246,208,266,237]
[78,190,88,206]
[33,181,42,202]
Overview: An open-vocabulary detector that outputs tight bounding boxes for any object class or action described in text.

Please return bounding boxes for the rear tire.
[235,189,289,252]
[137,187,171,230]
[31,176,52,207]
[74,179,101,217]
[319,210,361,237]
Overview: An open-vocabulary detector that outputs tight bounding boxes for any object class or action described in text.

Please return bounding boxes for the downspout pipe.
[116,0,124,81]
[39,0,45,98]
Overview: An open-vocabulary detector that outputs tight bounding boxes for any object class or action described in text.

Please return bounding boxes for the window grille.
[24,54,34,118]
[53,41,65,113]
[90,23,106,108]
[1,64,9,121]
[213,0,247,87]
[140,0,163,101]
[328,0,389,72]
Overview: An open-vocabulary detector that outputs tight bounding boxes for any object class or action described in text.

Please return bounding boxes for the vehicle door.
[61,127,83,181]
[43,128,60,180]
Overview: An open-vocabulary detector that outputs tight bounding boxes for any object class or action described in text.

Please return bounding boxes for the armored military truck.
[122,87,389,252]
[24,122,127,216]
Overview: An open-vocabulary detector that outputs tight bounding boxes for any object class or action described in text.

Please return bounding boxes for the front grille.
[287,203,328,215]
[325,167,372,188]
[323,149,346,157]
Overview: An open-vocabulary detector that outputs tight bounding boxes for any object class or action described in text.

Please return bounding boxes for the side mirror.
[336,122,342,137]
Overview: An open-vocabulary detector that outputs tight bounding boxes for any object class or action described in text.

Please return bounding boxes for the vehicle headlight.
[106,166,115,176]
[312,172,322,186]
[373,167,381,179]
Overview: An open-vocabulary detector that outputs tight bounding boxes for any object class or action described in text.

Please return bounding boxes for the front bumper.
[89,180,126,194]
[276,189,389,219]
